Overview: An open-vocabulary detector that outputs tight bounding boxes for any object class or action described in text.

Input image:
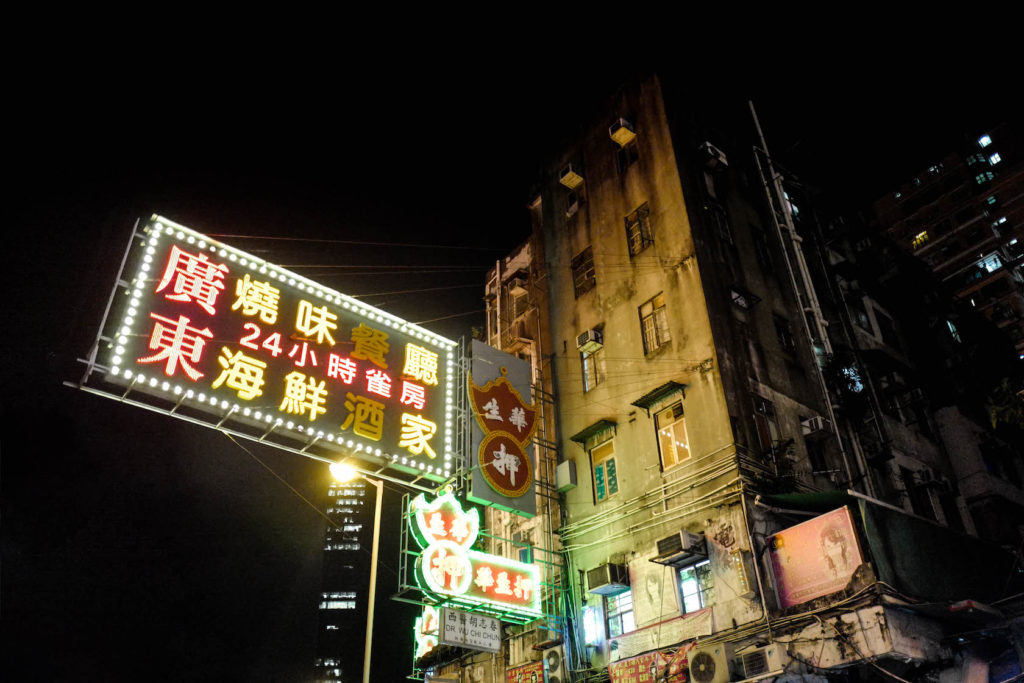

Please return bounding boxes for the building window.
[606,590,635,637]
[617,140,639,173]
[774,315,797,355]
[572,247,596,298]
[979,134,992,148]
[655,401,690,470]
[678,559,714,613]
[990,152,1002,165]
[752,395,779,452]
[591,439,618,502]
[912,231,930,249]
[625,203,653,256]
[639,293,671,354]
[582,347,605,392]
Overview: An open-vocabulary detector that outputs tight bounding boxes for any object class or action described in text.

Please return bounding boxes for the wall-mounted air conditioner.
[542,645,567,683]
[608,118,636,147]
[652,531,706,567]
[556,460,577,492]
[740,643,786,678]
[587,563,629,596]
[576,329,603,353]
[689,643,734,683]
[800,415,830,438]
[559,164,584,190]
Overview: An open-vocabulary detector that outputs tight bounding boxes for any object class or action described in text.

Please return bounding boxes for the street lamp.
[329,462,383,683]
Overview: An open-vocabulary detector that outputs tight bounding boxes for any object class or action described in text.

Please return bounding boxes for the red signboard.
[469,369,537,498]
[87,216,457,481]
[506,661,543,683]
[608,651,668,683]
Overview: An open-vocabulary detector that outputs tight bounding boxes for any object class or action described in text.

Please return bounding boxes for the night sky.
[3,35,1020,681]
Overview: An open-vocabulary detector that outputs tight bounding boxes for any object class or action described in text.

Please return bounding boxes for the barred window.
[639,293,670,354]
[625,203,653,256]
[581,347,605,392]
[572,247,596,298]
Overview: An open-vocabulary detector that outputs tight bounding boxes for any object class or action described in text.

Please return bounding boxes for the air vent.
[741,644,786,678]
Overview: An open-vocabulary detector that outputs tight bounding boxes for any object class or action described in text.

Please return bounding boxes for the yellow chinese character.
[296,299,338,346]
[341,392,384,441]
[403,344,439,386]
[351,323,389,369]
[211,347,267,399]
[232,274,280,324]
[399,413,437,459]
[279,371,328,421]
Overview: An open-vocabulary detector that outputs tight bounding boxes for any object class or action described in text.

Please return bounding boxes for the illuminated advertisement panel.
[409,493,541,622]
[768,506,864,608]
[85,215,458,481]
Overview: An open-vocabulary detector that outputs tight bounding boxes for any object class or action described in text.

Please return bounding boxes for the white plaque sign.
[439,607,502,653]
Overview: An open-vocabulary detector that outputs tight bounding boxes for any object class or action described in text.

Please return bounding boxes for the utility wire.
[206,233,507,252]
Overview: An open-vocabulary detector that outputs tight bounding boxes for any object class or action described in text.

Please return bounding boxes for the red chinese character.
[155,246,229,315]
[137,313,213,380]
[400,381,426,410]
[327,354,358,383]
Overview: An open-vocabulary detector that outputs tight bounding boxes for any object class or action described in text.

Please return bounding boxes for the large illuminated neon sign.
[410,493,541,621]
[86,215,458,481]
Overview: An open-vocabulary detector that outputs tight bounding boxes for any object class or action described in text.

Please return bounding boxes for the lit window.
[655,401,690,470]
[979,134,992,148]
[990,152,1002,165]
[912,231,930,249]
[947,320,962,343]
[591,439,618,502]
[979,253,1003,273]
[572,247,596,298]
[639,293,671,354]
[678,560,714,613]
[581,347,605,392]
[625,203,653,256]
[994,217,1007,226]
[986,195,998,205]
[606,590,635,637]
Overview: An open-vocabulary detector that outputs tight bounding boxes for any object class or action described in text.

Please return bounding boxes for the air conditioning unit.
[689,643,734,683]
[587,563,629,596]
[608,117,636,147]
[800,416,831,438]
[543,645,567,683]
[556,460,578,492]
[559,164,584,190]
[740,644,786,678]
[652,531,706,567]
[699,141,729,170]
[508,277,528,297]
[576,329,603,353]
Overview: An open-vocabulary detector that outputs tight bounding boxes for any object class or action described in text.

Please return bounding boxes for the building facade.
[521,74,1024,682]
[314,480,372,682]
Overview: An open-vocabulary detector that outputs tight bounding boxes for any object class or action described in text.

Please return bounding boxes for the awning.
[569,419,617,450]
[631,381,687,416]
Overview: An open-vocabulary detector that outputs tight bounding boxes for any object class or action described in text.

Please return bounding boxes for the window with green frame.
[592,439,618,502]
[606,590,635,637]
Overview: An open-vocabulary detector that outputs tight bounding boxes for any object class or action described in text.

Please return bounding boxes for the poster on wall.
[768,506,863,609]
[608,651,668,683]
[506,661,543,683]
[468,339,537,517]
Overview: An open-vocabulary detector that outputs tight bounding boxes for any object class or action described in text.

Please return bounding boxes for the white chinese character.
[482,398,502,421]
[509,406,527,432]
[491,442,520,486]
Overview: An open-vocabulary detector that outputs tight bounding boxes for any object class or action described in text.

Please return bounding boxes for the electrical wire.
[204,233,509,252]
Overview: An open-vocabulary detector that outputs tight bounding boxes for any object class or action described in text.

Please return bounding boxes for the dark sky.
[3,34,1020,681]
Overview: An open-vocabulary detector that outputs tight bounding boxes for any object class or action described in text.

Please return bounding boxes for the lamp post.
[330,463,383,683]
